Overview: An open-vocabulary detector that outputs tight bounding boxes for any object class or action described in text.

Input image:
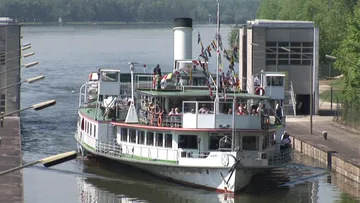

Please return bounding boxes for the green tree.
[334,1,360,102]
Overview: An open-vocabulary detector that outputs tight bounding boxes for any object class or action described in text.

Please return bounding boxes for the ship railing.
[136,75,154,90]
[79,82,98,108]
[96,141,180,163]
[138,109,182,128]
[267,144,292,166]
[96,141,122,156]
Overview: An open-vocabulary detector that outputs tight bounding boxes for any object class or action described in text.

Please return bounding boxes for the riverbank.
[286,116,360,186]
[20,21,224,26]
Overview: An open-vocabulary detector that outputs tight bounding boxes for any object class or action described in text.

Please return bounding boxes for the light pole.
[0,75,45,91]
[0,61,39,76]
[0,99,56,118]
[281,46,314,134]
[0,151,77,176]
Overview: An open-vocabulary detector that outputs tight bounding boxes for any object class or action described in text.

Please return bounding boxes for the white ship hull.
[77,142,255,193]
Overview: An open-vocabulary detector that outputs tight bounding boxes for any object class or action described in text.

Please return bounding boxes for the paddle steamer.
[74,17,291,193]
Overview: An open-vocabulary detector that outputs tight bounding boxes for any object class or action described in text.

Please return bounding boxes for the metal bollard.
[322,131,328,140]
[0,112,3,128]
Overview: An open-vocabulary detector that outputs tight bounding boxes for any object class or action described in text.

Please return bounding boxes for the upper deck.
[78,64,285,130]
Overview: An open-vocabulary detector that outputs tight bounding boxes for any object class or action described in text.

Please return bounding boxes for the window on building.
[178,135,198,149]
[265,42,313,66]
[165,134,172,148]
[121,128,128,142]
[242,136,258,150]
[146,132,154,146]
[138,131,145,144]
[0,54,5,65]
[129,129,136,143]
[0,94,5,113]
[155,133,163,147]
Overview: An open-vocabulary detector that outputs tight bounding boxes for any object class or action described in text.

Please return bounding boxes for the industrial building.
[239,19,319,115]
[0,17,21,116]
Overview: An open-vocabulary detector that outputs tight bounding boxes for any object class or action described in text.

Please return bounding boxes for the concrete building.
[0,17,21,116]
[239,19,319,115]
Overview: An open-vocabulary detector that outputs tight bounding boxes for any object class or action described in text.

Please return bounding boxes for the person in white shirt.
[280,132,291,150]
[254,75,260,86]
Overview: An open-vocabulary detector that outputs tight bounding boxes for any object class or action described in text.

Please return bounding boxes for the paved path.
[286,116,360,167]
[0,117,23,203]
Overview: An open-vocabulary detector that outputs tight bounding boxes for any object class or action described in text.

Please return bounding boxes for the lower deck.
[76,111,291,168]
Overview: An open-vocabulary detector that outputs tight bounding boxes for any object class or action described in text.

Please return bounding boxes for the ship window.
[209,136,223,150]
[165,134,172,148]
[155,133,163,147]
[262,134,270,149]
[242,136,259,150]
[129,129,136,143]
[94,125,97,137]
[121,128,128,142]
[101,71,118,82]
[89,123,92,135]
[146,132,154,146]
[138,131,145,144]
[81,118,84,130]
[178,135,198,149]
[266,76,283,86]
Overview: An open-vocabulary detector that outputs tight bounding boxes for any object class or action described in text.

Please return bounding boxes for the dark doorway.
[296,94,310,115]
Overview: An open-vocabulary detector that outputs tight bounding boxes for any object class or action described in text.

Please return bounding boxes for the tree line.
[256,0,360,103]
[0,0,261,24]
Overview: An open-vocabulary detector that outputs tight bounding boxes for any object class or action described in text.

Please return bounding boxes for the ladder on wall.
[283,81,297,117]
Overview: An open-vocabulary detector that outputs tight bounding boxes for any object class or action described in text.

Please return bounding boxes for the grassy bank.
[319,78,344,102]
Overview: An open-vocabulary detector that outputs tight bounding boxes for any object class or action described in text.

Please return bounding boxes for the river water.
[19,24,360,203]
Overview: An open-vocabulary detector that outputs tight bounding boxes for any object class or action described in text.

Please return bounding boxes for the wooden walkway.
[0,117,23,203]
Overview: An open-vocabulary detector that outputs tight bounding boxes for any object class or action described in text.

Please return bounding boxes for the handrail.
[267,145,292,166]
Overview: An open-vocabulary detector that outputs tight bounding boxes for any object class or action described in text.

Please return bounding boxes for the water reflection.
[75,155,332,203]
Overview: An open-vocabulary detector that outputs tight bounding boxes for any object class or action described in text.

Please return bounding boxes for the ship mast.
[215,0,220,111]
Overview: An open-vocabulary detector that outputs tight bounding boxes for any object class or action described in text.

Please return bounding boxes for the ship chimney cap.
[173,18,193,28]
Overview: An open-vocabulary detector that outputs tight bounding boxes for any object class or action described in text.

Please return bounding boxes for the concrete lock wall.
[290,136,360,184]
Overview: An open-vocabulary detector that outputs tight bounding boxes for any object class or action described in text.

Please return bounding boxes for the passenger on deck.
[168,108,175,116]
[153,64,162,90]
[174,108,181,127]
[254,75,260,87]
[237,103,246,115]
[149,102,155,113]
[153,64,162,76]
[198,104,209,114]
[228,109,232,114]
[280,132,291,150]
[275,100,283,124]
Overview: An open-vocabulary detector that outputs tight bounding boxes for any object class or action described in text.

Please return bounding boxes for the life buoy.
[255,87,265,96]
[158,115,163,127]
